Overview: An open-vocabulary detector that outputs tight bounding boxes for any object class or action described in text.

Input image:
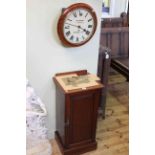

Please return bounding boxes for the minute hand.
[78,26,87,32]
[65,23,88,33]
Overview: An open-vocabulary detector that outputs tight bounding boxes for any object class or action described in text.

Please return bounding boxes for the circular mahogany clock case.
[57,3,98,47]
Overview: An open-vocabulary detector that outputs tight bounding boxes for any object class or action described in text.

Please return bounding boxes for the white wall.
[113,0,128,17]
[26,0,103,139]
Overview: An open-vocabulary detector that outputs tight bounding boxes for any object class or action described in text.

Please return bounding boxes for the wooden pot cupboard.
[53,70,103,155]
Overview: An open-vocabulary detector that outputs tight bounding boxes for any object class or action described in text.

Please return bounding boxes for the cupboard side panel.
[56,86,65,145]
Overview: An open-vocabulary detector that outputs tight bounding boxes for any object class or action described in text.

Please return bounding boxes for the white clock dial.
[63,8,95,44]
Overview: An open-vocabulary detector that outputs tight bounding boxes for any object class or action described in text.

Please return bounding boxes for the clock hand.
[78,26,89,34]
[65,23,86,31]
[65,23,89,34]
[77,26,85,31]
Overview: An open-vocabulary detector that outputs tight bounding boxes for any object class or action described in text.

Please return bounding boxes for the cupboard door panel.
[69,93,95,145]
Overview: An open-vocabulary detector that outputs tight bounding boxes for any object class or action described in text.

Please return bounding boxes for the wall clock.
[57,3,98,47]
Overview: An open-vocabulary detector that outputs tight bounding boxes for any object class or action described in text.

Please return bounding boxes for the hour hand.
[78,26,90,35]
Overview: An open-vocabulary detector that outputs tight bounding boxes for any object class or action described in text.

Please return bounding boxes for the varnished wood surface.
[57,3,97,47]
[54,70,103,154]
[51,73,129,155]
[101,12,128,28]
[53,70,103,94]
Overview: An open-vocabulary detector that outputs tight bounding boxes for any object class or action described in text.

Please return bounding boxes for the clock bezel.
[57,3,98,47]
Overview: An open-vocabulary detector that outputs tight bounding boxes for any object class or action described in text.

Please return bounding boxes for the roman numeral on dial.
[85,12,88,18]
[79,10,83,16]
[86,31,90,35]
[88,25,93,28]
[88,18,92,22]
[67,19,72,21]
[65,26,70,29]
[73,12,77,17]
[66,31,70,36]
[70,35,74,41]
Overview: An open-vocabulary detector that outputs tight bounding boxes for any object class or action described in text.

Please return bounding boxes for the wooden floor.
[51,73,129,155]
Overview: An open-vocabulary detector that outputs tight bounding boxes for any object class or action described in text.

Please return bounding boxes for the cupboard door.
[68,92,98,146]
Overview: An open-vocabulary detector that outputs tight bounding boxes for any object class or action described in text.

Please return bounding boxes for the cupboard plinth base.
[55,131,97,155]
